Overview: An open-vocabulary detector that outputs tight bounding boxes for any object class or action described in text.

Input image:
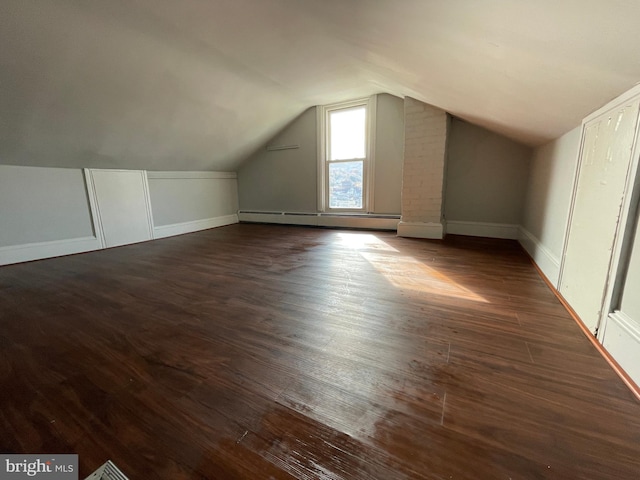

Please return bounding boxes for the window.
[318,96,376,212]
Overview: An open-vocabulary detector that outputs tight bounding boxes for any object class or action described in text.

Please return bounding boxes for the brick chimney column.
[397,97,449,239]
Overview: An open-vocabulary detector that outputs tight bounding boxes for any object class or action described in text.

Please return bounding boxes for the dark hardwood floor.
[1,224,639,479]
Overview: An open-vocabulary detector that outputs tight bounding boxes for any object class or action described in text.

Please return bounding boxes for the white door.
[88,169,153,248]
[560,98,640,333]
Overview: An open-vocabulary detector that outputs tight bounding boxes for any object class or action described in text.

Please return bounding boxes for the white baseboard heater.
[237,211,401,230]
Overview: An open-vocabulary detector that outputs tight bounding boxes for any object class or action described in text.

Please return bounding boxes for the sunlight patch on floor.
[335,232,398,252]
[360,251,487,303]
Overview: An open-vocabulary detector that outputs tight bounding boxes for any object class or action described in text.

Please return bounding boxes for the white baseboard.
[601,311,640,387]
[238,212,400,230]
[0,236,102,266]
[0,215,239,266]
[518,227,561,286]
[153,214,239,239]
[397,221,444,239]
[446,220,519,240]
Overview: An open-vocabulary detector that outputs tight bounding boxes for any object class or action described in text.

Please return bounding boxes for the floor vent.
[85,460,129,480]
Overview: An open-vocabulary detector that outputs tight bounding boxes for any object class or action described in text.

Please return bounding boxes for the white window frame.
[317,95,377,213]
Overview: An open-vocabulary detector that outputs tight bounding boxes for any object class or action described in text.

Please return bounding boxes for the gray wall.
[373,94,404,214]
[445,118,531,224]
[522,126,581,257]
[238,108,318,213]
[238,94,404,214]
[149,175,239,226]
[0,165,94,247]
[0,0,304,172]
[520,127,581,283]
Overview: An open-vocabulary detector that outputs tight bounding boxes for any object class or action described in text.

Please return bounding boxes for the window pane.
[329,107,366,160]
[329,161,363,209]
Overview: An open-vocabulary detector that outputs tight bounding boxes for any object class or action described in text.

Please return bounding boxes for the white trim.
[238,212,399,230]
[601,310,640,386]
[558,119,588,290]
[146,171,237,180]
[0,236,102,266]
[84,168,106,249]
[153,214,239,239]
[602,311,640,344]
[367,94,377,213]
[560,86,640,337]
[316,106,325,212]
[85,169,154,247]
[446,221,519,240]
[317,96,377,213]
[597,104,640,337]
[141,170,155,239]
[397,221,444,239]
[518,227,561,286]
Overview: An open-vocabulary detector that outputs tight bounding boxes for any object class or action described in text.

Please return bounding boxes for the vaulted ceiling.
[2,0,639,171]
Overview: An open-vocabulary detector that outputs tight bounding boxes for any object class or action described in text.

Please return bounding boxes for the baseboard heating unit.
[237,211,401,230]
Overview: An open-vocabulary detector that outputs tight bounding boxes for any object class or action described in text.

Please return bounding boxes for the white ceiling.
[2,0,640,171]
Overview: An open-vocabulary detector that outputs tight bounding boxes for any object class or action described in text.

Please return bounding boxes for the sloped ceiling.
[1,0,640,171]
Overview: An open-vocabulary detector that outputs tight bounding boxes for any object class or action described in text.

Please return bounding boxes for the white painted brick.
[401,97,447,224]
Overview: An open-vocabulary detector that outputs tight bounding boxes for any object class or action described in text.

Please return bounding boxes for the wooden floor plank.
[1,223,639,479]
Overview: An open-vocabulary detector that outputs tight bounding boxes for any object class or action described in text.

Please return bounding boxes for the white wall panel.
[88,169,153,248]
[619,209,640,325]
[602,312,640,387]
[0,165,94,247]
[148,172,238,227]
[560,98,640,332]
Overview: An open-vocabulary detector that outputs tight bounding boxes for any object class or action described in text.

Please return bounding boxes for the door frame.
[558,84,640,338]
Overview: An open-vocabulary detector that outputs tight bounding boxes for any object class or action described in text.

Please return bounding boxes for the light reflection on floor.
[334,232,486,303]
[297,232,473,442]
[335,232,399,252]
[360,251,487,303]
